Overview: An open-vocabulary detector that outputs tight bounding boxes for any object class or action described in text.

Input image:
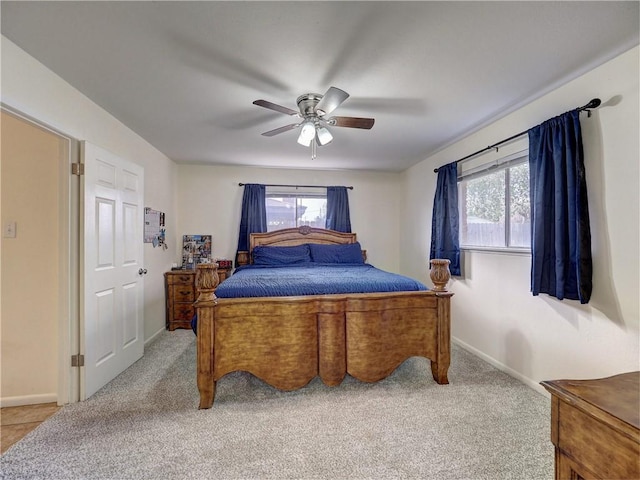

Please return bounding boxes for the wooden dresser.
[541,372,640,480]
[164,267,231,330]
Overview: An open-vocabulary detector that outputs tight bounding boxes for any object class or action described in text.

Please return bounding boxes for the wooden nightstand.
[164,267,231,330]
[541,372,640,480]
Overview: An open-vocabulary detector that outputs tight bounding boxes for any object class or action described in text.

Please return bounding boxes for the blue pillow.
[252,244,311,265]
[309,242,364,264]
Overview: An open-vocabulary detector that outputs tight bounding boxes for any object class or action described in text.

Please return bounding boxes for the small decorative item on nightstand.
[217,259,233,269]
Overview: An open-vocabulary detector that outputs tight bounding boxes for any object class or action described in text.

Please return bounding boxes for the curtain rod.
[433,98,601,173]
[238,183,353,190]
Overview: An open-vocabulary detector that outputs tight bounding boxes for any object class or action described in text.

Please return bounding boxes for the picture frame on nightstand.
[182,235,211,269]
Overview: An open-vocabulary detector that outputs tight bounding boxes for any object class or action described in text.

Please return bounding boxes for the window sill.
[461,246,531,256]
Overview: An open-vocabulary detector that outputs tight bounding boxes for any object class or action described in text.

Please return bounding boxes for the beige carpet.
[0,330,553,479]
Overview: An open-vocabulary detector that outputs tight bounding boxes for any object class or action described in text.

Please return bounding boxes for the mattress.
[215,263,428,298]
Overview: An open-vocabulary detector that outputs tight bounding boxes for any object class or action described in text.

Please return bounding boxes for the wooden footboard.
[345,293,451,384]
[194,264,453,409]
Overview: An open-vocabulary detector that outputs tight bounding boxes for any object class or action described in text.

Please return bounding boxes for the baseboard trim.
[144,326,166,347]
[1,393,58,408]
[452,336,550,397]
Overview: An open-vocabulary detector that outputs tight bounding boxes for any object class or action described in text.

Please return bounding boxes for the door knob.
[138,268,148,275]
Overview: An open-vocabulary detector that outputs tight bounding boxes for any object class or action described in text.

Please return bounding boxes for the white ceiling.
[2,1,638,172]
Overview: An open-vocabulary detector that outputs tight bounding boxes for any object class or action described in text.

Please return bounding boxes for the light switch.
[3,221,16,238]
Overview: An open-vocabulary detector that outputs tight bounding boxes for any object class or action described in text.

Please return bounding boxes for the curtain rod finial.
[584,98,601,110]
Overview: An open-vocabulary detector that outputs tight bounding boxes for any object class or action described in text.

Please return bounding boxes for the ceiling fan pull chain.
[311,140,317,160]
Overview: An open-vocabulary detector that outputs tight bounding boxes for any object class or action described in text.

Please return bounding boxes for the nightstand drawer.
[173,304,195,321]
[167,273,194,285]
[172,285,195,302]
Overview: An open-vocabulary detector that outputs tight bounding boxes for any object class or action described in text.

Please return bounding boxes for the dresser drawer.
[172,284,195,302]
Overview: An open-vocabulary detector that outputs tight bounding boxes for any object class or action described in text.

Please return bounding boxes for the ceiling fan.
[253,86,375,159]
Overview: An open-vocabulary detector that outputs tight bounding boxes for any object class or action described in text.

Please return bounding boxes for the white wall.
[176,165,402,272]
[403,46,640,391]
[1,36,177,345]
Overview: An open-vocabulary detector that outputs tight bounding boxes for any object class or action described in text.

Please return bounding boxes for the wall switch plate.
[3,221,17,238]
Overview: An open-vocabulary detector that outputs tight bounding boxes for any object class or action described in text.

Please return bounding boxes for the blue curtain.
[528,110,592,303]
[237,184,267,252]
[429,162,461,275]
[326,186,352,232]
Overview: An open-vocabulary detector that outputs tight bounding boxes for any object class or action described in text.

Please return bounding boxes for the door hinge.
[71,354,85,367]
[71,163,85,176]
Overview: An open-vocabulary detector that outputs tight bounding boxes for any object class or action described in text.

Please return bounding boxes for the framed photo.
[182,235,212,268]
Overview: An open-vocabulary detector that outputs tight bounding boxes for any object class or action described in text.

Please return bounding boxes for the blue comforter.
[215,263,428,298]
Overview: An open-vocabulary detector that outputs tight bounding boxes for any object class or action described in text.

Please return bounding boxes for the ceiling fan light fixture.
[254,87,374,159]
[297,121,315,146]
[316,126,333,146]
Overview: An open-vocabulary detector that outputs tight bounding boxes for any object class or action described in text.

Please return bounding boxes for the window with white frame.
[265,187,327,232]
[458,151,531,250]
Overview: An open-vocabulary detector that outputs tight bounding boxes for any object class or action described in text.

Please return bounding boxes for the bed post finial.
[429,259,451,292]
[196,262,220,302]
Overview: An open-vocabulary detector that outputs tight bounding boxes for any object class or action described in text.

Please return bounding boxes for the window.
[266,191,327,232]
[458,154,530,250]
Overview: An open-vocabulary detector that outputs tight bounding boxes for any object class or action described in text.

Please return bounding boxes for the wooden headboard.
[250,226,356,250]
[236,226,361,266]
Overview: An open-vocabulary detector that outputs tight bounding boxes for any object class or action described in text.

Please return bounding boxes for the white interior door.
[81,142,144,399]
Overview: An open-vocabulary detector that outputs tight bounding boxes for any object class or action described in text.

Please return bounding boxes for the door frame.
[1,104,81,405]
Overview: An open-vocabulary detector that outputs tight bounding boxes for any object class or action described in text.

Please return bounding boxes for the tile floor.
[1,403,60,454]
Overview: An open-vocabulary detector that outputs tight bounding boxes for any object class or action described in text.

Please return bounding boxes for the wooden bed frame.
[194,227,453,409]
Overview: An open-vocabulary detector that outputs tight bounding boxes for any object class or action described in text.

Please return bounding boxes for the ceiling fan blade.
[253,100,299,116]
[315,87,349,116]
[329,116,375,129]
[261,123,300,137]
